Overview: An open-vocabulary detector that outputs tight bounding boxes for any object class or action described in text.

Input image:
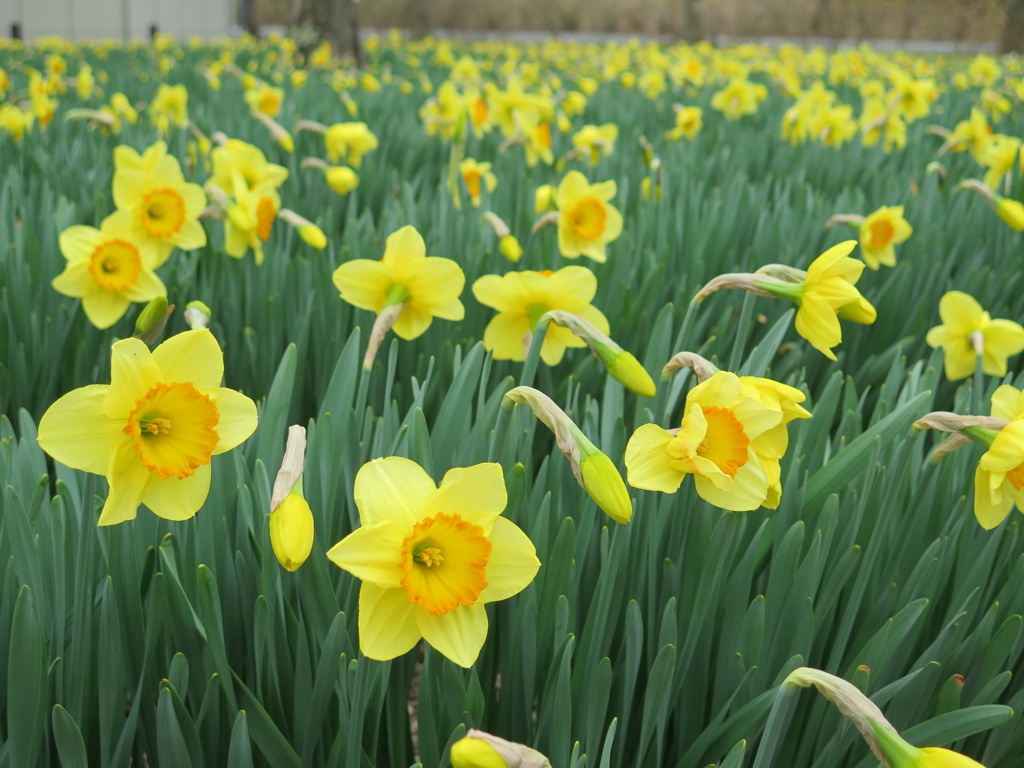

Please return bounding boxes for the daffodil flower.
[925,291,1024,380]
[109,140,207,266]
[53,214,165,329]
[973,420,1024,530]
[458,158,497,208]
[626,371,784,511]
[224,171,281,265]
[327,458,540,667]
[209,138,289,197]
[324,122,379,168]
[859,205,912,270]
[37,330,258,526]
[473,267,609,365]
[332,225,465,341]
[555,171,623,263]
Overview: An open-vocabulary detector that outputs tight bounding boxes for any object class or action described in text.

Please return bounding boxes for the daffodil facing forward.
[332,225,465,345]
[327,458,540,667]
[37,330,258,525]
[925,291,1024,380]
[858,206,913,270]
[626,371,784,511]
[555,170,623,263]
[53,214,165,329]
[109,140,208,265]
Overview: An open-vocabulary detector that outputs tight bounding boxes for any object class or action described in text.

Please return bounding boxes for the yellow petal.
[625,423,686,493]
[693,451,769,511]
[327,521,405,587]
[152,329,224,389]
[106,337,161,416]
[209,388,258,454]
[59,225,100,262]
[974,465,1014,530]
[551,266,598,306]
[170,219,207,251]
[555,170,590,209]
[479,517,541,602]
[122,268,166,303]
[938,291,985,335]
[795,293,841,360]
[142,463,211,521]
[392,303,434,340]
[990,385,1024,421]
[270,494,315,571]
[416,601,488,668]
[112,169,149,210]
[82,290,131,330]
[98,442,156,525]
[358,582,422,661]
[382,225,426,274]
[473,274,522,313]
[333,259,391,312]
[353,456,434,531]
[806,240,858,283]
[404,257,466,313]
[37,385,123,474]
[426,463,507,533]
[483,313,531,361]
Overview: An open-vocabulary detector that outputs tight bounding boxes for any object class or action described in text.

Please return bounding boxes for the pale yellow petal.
[693,451,769,511]
[551,266,598,306]
[991,385,1024,421]
[333,260,392,312]
[938,291,985,335]
[98,442,156,525]
[392,303,434,340]
[625,424,686,493]
[59,226,100,262]
[112,169,150,210]
[472,274,522,313]
[483,313,531,361]
[122,269,166,303]
[105,337,161,418]
[795,293,841,360]
[382,225,426,273]
[416,601,488,668]
[404,257,466,311]
[555,170,590,210]
[142,463,211,521]
[51,261,93,298]
[974,466,1014,530]
[326,522,405,587]
[152,329,224,389]
[427,463,507,533]
[37,385,123,474]
[353,456,435,531]
[209,388,258,454]
[479,517,540,602]
[170,219,207,251]
[82,291,131,330]
[358,583,422,661]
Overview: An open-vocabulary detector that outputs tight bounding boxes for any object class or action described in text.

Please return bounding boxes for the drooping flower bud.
[450,729,551,768]
[269,426,314,572]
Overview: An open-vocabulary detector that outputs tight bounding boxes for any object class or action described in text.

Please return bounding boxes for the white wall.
[1,0,233,41]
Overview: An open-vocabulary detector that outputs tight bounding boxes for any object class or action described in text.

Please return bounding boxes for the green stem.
[728,291,756,372]
[972,351,985,418]
[520,317,550,389]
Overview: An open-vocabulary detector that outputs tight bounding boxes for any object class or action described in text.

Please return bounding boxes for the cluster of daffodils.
[51,141,206,328]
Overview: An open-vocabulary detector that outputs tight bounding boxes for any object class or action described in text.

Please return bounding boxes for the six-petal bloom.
[327,458,540,668]
[37,330,258,526]
[926,291,1024,380]
[555,170,623,263]
[333,225,465,340]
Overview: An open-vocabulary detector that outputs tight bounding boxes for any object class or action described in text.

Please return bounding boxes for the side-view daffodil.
[859,205,912,270]
[37,330,258,525]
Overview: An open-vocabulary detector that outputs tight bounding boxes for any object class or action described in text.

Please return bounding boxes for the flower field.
[1,30,1024,768]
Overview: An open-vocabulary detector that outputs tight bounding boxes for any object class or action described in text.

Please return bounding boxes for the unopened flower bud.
[184,300,212,330]
[534,184,554,213]
[450,729,551,768]
[326,166,359,195]
[133,296,170,344]
[996,198,1024,231]
[499,235,523,263]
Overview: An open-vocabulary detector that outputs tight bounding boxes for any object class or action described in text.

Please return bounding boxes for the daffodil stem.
[355,363,371,427]
[520,317,550,389]
[750,682,800,768]
[972,353,985,418]
[728,291,756,372]
[488,396,516,463]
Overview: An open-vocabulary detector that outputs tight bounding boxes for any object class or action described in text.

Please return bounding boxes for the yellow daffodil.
[53,214,165,329]
[244,83,284,117]
[534,184,555,213]
[108,141,207,266]
[472,266,609,365]
[625,371,783,511]
[332,225,465,340]
[972,418,1024,530]
[327,458,540,667]
[571,123,618,165]
[925,291,1024,380]
[450,730,551,768]
[149,83,189,128]
[458,158,497,207]
[209,138,289,197]
[666,106,703,140]
[739,376,811,508]
[37,330,258,526]
[555,170,623,263]
[0,104,33,141]
[710,78,767,121]
[224,171,281,265]
[948,108,994,163]
[859,205,912,270]
[324,122,379,168]
[981,135,1023,190]
[323,166,359,195]
[996,197,1024,230]
[271,492,314,571]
